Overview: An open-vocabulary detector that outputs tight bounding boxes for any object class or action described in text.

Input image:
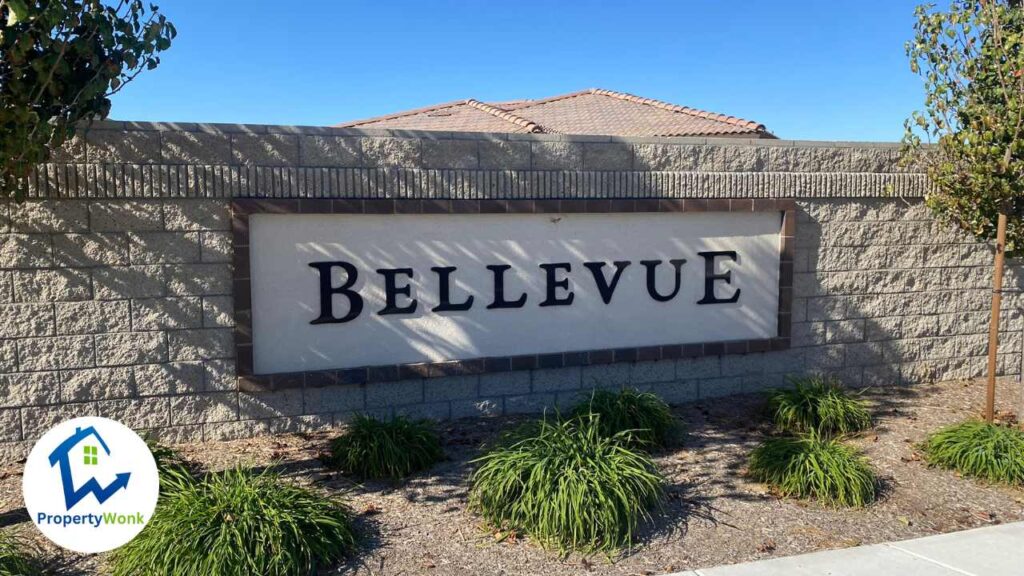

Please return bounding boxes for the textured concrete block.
[0,409,21,441]
[531,142,583,170]
[10,201,89,233]
[170,392,239,424]
[86,129,161,163]
[92,266,165,299]
[131,297,203,330]
[55,300,130,335]
[231,134,299,166]
[18,335,94,371]
[533,366,582,392]
[424,375,479,402]
[203,359,236,391]
[366,379,423,407]
[61,367,134,401]
[583,143,632,170]
[699,376,743,399]
[299,135,362,167]
[1,371,59,407]
[161,131,231,164]
[21,403,96,439]
[0,340,17,372]
[632,144,683,171]
[304,384,363,414]
[165,263,231,296]
[200,231,232,263]
[202,295,233,328]
[630,360,676,384]
[582,363,630,389]
[479,141,530,169]
[361,137,421,167]
[90,201,163,232]
[53,233,129,267]
[13,269,91,302]
[97,397,170,429]
[240,389,304,418]
[129,232,201,264]
[505,393,556,415]
[0,235,52,268]
[0,303,53,338]
[163,200,230,231]
[422,140,479,169]
[479,370,531,396]
[134,362,205,396]
[168,329,234,361]
[95,331,167,366]
[673,356,721,381]
[722,146,769,171]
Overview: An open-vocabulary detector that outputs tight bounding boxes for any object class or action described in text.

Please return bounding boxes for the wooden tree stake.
[986,213,1009,423]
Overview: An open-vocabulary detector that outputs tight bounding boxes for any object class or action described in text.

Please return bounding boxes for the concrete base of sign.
[667,522,1024,576]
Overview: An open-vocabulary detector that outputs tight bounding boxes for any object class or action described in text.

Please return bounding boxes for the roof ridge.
[465,99,544,133]
[498,89,595,111]
[334,99,469,128]
[589,88,766,132]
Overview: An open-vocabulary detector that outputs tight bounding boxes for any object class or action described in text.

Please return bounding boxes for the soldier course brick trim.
[231,197,796,393]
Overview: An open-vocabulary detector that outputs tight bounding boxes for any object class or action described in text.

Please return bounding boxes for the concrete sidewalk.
[669,522,1023,575]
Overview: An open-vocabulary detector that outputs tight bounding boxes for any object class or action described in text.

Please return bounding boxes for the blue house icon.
[47,426,131,510]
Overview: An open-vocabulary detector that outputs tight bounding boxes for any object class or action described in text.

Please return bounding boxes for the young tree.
[904,0,1023,421]
[0,0,175,199]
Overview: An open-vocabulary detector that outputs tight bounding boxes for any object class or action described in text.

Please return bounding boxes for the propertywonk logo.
[22,417,159,553]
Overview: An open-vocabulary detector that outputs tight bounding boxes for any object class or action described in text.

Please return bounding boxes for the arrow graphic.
[56,456,131,510]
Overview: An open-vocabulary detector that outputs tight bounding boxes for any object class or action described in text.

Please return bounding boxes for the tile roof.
[337,88,773,138]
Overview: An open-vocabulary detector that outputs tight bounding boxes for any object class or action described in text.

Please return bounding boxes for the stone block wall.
[0,122,1020,458]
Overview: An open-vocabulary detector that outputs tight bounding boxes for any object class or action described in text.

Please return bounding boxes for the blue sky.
[110,1,934,142]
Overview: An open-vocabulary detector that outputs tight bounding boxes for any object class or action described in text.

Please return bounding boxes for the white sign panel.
[248,211,782,374]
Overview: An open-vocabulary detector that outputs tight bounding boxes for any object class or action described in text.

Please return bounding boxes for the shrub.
[747,432,877,508]
[110,468,356,576]
[470,414,665,553]
[769,376,872,436]
[921,420,1024,486]
[0,530,41,576]
[328,415,444,480]
[571,389,675,448]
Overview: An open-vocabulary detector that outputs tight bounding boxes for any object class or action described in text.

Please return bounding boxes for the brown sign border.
[231,198,796,392]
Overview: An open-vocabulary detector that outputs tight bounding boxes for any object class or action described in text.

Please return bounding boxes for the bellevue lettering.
[309,251,742,324]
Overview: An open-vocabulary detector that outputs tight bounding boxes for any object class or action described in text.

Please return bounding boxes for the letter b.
[308,261,364,324]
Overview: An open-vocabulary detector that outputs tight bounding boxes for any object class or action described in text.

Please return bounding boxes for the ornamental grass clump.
[470,414,665,554]
[571,389,675,449]
[747,432,877,508]
[110,467,357,576]
[329,414,444,480]
[0,530,42,576]
[921,420,1024,486]
[769,376,872,436]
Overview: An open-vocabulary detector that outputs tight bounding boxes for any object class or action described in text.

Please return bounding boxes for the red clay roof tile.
[337,88,772,138]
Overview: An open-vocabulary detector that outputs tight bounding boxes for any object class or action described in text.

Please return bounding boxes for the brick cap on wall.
[24,120,931,199]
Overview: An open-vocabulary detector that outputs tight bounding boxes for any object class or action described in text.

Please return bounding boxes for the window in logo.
[84,445,98,465]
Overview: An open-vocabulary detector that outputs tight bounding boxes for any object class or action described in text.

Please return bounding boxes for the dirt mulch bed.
[3,378,1024,575]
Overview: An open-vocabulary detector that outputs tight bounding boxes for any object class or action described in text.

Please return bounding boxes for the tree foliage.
[0,0,175,198]
[904,0,1023,253]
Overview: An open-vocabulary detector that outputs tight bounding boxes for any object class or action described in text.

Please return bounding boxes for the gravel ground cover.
[2,377,1023,575]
